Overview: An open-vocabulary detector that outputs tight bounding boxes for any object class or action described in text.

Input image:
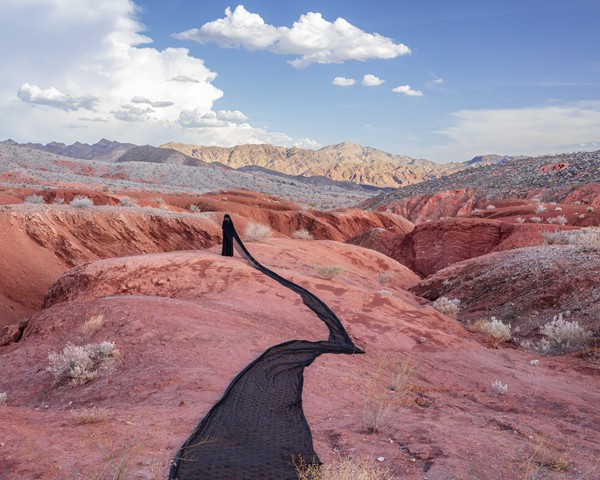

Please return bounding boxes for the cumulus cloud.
[175,5,411,68]
[0,0,307,147]
[17,83,98,111]
[434,78,444,84]
[362,74,385,86]
[332,77,356,87]
[392,85,423,96]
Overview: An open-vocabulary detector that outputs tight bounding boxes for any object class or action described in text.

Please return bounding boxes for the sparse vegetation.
[542,227,600,249]
[80,315,104,339]
[431,296,461,318]
[70,195,94,208]
[296,455,394,480]
[0,392,7,406]
[72,407,108,425]
[529,216,542,223]
[118,195,138,207]
[376,273,393,284]
[292,229,314,240]
[362,357,413,434]
[473,317,512,342]
[47,341,119,385]
[521,313,592,354]
[515,217,525,223]
[491,380,508,395]
[188,204,201,212]
[24,194,45,204]
[315,265,345,280]
[244,222,272,242]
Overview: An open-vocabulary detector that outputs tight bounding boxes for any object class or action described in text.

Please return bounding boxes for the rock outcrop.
[410,244,600,338]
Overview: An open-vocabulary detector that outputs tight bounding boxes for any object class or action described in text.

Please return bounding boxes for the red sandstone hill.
[0,191,413,329]
[349,218,558,277]
[410,244,600,339]
[1,239,599,479]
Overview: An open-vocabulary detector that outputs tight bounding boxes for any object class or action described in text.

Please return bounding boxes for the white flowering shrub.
[291,229,314,240]
[48,341,119,385]
[244,222,272,242]
[475,317,512,341]
[118,195,138,207]
[24,194,45,204]
[70,195,94,208]
[522,314,592,354]
[432,297,461,318]
[491,380,508,395]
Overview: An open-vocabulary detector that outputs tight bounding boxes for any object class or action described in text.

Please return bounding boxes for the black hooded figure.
[170,214,364,480]
[221,214,234,257]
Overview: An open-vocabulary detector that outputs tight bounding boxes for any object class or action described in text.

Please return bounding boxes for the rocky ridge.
[160,141,466,188]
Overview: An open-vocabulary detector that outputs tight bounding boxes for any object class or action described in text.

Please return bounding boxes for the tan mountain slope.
[161,141,463,188]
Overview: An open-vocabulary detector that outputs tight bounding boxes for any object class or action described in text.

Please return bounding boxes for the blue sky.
[1,0,599,162]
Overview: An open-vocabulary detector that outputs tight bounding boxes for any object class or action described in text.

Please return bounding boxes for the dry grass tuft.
[315,265,345,280]
[80,315,104,338]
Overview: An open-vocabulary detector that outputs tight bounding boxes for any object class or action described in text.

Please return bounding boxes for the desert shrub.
[431,297,461,318]
[118,195,138,207]
[376,273,392,284]
[586,206,594,213]
[53,197,65,205]
[529,216,542,223]
[0,392,6,406]
[24,194,45,204]
[80,315,104,338]
[547,215,567,225]
[315,265,345,280]
[534,204,547,213]
[292,229,314,240]
[473,317,512,341]
[515,217,525,224]
[554,207,563,212]
[188,204,201,212]
[244,222,272,242]
[486,205,496,210]
[522,313,592,354]
[70,195,94,208]
[48,341,119,385]
[377,289,392,296]
[491,380,508,395]
[296,455,394,480]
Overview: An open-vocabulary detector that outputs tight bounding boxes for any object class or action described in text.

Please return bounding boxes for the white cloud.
[175,5,411,68]
[131,96,175,108]
[434,78,444,84]
[17,83,98,111]
[427,101,600,161]
[0,0,310,147]
[362,74,385,86]
[333,77,356,87]
[392,85,423,96]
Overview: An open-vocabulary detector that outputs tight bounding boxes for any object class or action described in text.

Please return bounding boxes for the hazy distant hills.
[1,138,136,162]
[161,141,467,188]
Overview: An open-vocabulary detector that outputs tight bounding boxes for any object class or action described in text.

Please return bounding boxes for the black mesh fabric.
[169,214,364,480]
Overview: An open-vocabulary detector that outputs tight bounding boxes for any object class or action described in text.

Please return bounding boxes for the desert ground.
[1,149,599,479]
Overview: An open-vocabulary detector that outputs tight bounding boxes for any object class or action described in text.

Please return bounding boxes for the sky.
[1,0,599,163]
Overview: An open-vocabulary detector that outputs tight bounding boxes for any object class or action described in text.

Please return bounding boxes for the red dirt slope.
[0,239,598,479]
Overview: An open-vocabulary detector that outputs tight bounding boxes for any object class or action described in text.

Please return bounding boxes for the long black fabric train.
[169,214,364,480]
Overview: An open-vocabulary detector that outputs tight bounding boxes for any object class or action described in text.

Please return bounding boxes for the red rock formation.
[539,162,570,173]
[355,218,554,277]
[410,244,600,338]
